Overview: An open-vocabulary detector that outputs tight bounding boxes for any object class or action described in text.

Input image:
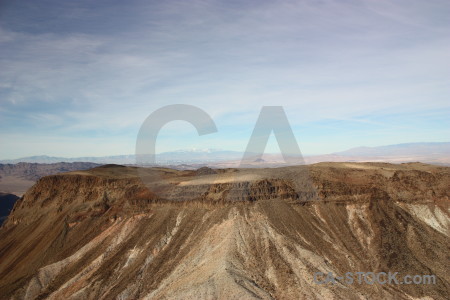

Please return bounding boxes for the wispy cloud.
[0,0,449,158]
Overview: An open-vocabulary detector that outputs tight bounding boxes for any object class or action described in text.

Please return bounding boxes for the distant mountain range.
[0,142,449,197]
[333,142,450,157]
[302,142,450,166]
[0,142,449,166]
[0,150,243,165]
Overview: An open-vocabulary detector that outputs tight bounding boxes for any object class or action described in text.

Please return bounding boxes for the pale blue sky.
[0,0,449,159]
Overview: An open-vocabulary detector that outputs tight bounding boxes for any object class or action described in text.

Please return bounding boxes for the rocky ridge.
[0,162,449,299]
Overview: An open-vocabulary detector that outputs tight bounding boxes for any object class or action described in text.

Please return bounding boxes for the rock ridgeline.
[0,162,449,299]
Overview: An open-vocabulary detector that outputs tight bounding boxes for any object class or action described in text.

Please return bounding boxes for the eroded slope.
[0,163,449,299]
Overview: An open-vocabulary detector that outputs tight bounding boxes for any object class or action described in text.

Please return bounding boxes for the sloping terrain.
[0,163,449,299]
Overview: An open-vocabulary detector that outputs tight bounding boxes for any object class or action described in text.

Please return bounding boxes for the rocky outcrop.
[0,162,449,299]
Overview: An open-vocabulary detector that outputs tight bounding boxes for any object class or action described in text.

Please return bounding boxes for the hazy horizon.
[1,141,449,163]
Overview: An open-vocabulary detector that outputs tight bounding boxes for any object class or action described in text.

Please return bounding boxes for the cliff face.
[0,163,449,299]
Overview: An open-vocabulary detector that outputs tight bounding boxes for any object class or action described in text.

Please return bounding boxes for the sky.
[0,0,449,159]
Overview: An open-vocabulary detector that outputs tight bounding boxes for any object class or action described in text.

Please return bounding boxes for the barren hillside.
[0,163,449,299]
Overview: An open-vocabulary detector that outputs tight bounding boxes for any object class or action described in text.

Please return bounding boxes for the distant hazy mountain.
[0,150,244,165]
[0,155,136,165]
[333,142,450,157]
[1,143,449,166]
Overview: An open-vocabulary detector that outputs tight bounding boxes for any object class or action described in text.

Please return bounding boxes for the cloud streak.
[0,0,449,158]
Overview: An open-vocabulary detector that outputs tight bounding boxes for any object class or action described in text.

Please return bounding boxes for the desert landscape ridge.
[0,162,448,299]
[2,0,449,298]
